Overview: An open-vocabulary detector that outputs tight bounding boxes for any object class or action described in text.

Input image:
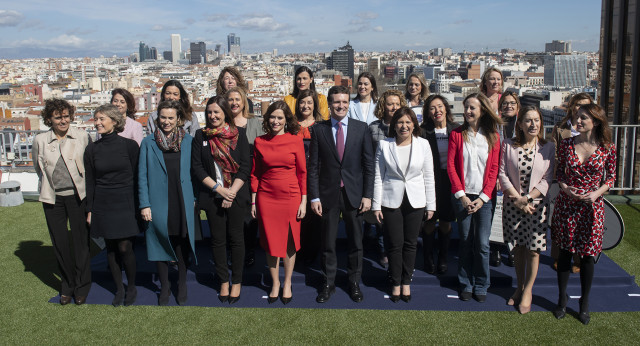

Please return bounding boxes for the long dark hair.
[205,96,235,130]
[290,66,316,98]
[353,72,378,102]
[111,88,137,119]
[513,106,547,147]
[263,101,300,135]
[578,104,613,147]
[422,94,453,130]
[461,93,502,151]
[161,80,193,122]
[558,92,594,128]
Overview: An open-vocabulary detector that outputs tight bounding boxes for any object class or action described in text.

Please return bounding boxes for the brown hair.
[160,80,193,122]
[111,88,137,119]
[94,104,125,133]
[513,106,547,147]
[404,73,429,102]
[216,67,248,96]
[374,89,406,120]
[388,107,421,138]
[205,96,236,130]
[225,86,253,119]
[41,98,75,127]
[156,100,186,128]
[559,92,594,129]
[295,89,322,122]
[480,67,503,96]
[422,94,453,129]
[578,104,613,147]
[263,100,300,135]
[461,93,502,150]
[498,90,520,117]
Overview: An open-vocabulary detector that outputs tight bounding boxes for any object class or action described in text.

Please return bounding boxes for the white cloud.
[47,34,88,48]
[151,24,186,31]
[206,14,229,22]
[228,14,289,31]
[277,40,295,46]
[0,10,24,26]
[356,11,378,20]
[373,26,383,32]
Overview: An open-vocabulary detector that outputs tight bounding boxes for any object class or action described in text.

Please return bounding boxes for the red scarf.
[202,124,239,187]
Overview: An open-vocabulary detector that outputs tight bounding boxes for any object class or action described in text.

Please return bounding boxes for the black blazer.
[308,118,374,209]
[420,121,459,186]
[191,127,251,208]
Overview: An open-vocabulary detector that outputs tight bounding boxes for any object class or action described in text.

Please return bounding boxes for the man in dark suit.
[308,85,374,303]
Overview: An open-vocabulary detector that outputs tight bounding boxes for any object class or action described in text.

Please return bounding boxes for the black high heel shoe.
[281,285,293,305]
[218,294,229,303]
[553,294,569,320]
[401,294,412,303]
[389,286,400,303]
[579,297,590,325]
[228,295,241,304]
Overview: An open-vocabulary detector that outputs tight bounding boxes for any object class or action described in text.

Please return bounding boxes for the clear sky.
[0,0,602,58]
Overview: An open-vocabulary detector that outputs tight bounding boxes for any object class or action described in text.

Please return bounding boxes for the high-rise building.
[543,54,587,87]
[150,47,158,60]
[227,33,241,56]
[171,34,181,63]
[367,56,381,74]
[139,42,151,62]
[327,42,354,80]
[163,51,172,62]
[545,40,572,53]
[190,42,206,65]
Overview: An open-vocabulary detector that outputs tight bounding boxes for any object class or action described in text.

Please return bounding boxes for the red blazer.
[447,126,500,201]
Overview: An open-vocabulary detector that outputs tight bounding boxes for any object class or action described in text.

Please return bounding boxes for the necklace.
[523,138,537,157]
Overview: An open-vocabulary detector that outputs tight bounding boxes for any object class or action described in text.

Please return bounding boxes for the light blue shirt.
[331,116,349,146]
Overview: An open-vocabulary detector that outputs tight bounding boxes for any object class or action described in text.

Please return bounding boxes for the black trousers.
[42,195,91,297]
[299,200,322,263]
[321,188,364,286]
[203,198,246,284]
[382,194,424,286]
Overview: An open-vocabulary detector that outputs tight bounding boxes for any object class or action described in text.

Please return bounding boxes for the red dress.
[551,137,616,256]
[251,133,307,257]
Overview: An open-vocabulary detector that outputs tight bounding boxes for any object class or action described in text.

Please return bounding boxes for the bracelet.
[251,202,256,205]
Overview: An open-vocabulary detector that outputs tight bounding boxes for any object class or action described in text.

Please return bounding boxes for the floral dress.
[551,137,616,256]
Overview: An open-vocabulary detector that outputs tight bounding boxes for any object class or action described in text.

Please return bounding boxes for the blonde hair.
[374,89,406,120]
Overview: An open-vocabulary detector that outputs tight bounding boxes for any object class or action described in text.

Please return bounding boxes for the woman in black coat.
[420,95,460,275]
[191,95,250,304]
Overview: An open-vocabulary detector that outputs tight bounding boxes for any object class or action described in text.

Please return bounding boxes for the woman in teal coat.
[139,100,197,306]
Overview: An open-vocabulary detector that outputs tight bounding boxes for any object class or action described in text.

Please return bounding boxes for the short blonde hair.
[94,104,125,133]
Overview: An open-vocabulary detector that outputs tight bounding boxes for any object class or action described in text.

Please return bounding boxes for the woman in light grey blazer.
[498,106,554,314]
[372,107,436,303]
[347,72,378,125]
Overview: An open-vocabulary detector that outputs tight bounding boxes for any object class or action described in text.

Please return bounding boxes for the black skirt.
[90,185,140,239]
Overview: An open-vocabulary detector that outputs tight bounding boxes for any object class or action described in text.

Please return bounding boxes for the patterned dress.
[503,147,548,252]
[551,137,616,256]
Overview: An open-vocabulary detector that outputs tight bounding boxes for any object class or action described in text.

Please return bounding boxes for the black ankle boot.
[423,231,435,274]
[579,297,590,325]
[437,230,450,275]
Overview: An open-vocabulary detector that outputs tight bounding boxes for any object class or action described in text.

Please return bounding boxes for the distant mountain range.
[0,48,128,59]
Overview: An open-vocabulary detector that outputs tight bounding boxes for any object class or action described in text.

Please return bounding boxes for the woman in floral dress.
[551,104,616,325]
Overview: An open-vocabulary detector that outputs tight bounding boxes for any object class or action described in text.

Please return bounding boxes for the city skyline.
[0,0,601,59]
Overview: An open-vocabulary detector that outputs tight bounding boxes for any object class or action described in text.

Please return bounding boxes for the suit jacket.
[191,127,251,208]
[32,127,90,204]
[498,138,555,198]
[347,99,377,125]
[138,133,197,262]
[372,137,436,210]
[308,118,374,209]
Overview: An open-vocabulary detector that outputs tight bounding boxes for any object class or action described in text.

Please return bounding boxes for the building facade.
[327,42,354,80]
[171,34,181,63]
[544,54,588,87]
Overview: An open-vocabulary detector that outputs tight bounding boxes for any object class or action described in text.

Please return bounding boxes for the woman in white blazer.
[372,107,436,302]
[347,72,378,125]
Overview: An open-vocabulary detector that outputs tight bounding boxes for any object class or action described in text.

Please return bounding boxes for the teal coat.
[138,133,197,263]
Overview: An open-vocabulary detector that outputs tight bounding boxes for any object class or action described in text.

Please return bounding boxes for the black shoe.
[177,283,187,305]
[349,283,363,303]
[578,297,590,325]
[281,296,292,305]
[112,290,125,307]
[316,284,335,303]
[390,294,400,303]
[424,257,436,275]
[401,294,412,303]
[553,306,566,319]
[158,285,171,306]
[60,295,72,306]
[218,294,229,303]
[436,258,448,275]
[245,253,255,267]
[74,295,87,305]
[473,293,487,303]
[228,295,241,304]
[459,291,472,301]
[490,250,501,267]
[506,254,515,267]
[124,286,137,306]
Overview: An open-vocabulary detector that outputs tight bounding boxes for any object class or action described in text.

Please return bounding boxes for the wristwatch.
[212,183,221,192]
[526,194,533,203]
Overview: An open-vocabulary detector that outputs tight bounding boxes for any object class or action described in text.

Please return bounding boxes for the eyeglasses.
[502,102,517,107]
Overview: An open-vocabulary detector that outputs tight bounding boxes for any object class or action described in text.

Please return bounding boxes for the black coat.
[308,118,374,209]
[420,121,460,186]
[191,127,251,208]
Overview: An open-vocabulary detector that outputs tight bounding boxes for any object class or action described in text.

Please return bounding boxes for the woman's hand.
[86,212,92,225]
[425,210,434,221]
[217,187,236,202]
[561,184,582,201]
[374,210,383,224]
[141,207,152,222]
[521,204,535,215]
[468,198,484,214]
[221,200,232,208]
[459,196,472,213]
[251,204,257,219]
[579,191,601,204]
[297,202,306,219]
[514,196,528,210]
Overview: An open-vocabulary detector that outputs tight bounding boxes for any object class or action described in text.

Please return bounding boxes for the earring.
[285,123,288,131]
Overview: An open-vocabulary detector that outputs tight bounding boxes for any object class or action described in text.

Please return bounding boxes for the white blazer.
[347,99,377,125]
[372,136,436,210]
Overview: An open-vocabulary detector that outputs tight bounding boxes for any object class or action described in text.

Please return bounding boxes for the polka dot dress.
[503,147,548,252]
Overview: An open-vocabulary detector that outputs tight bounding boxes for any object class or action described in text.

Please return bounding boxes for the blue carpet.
[49,223,640,312]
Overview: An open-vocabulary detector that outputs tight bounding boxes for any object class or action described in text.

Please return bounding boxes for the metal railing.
[2,126,639,191]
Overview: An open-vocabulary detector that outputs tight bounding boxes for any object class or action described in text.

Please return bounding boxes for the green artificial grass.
[1,201,639,345]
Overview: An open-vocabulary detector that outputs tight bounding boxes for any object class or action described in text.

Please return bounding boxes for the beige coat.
[32,127,90,204]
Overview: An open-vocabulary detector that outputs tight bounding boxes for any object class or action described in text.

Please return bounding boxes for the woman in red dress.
[551,104,616,325]
[251,101,307,304]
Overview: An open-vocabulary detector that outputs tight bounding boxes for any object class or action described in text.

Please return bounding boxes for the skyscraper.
[545,40,572,53]
[327,42,354,80]
[227,33,241,56]
[171,34,181,63]
[190,42,206,65]
[139,41,151,62]
[543,54,587,87]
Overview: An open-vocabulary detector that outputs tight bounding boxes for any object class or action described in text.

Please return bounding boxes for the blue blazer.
[347,99,377,125]
[138,133,197,263]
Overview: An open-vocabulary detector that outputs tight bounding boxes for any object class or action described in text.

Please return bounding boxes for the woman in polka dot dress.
[551,104,616,325]
[498,106,555,314]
